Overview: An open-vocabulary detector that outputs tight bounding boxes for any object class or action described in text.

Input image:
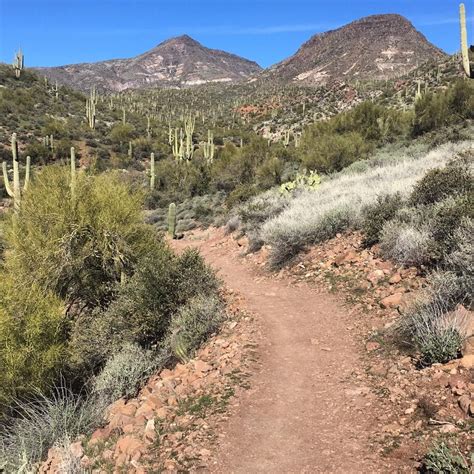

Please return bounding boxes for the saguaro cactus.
[13,48,24,79]
[150,152,156,189]
[70,146,76,199]
[202,130,215,163]
[460,3,473,78]
[168,203,177,239]
[183,114,195,160]
[86,87,97,129]
[2,133,31,211]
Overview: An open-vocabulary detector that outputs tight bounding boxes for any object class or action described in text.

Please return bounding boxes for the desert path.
[174,230,398,474]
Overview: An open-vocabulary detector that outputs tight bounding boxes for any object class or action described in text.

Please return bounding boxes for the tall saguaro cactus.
[13,48,24,79]
[2,133,31,211]
[150,152,156,189]
[86,87,97,129]
[70,146,77,199]
[460,3,473,78]
[202,130,215,163]
[168,203,177,239]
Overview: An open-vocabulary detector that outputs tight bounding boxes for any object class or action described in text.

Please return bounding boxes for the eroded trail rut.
[175,232,391,473]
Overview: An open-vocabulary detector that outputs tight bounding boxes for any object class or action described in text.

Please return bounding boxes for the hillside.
[35,35,262,91]
[265,14,446,85]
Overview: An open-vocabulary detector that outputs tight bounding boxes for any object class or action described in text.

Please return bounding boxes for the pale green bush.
[92,343,167,402]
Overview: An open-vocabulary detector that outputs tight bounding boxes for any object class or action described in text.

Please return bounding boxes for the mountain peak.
[267,13,446,85]
[158,34,201,47]
[36,35,262,92]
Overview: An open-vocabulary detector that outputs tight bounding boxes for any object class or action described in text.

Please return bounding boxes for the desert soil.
[173,229,402,473]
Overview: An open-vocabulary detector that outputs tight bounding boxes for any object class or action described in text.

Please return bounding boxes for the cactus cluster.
[13,48,24,79]
[460,3,473,78]
[202,130,215,163]
[2,133,31,211]
[86,87,97,129]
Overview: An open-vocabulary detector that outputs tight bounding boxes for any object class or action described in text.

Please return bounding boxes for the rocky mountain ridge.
[35,14,447,92]
[36,35,262,92]
[264,14,447,85]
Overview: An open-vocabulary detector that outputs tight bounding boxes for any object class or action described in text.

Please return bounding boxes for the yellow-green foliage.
[0,274,66,408]
[4,166,156,308]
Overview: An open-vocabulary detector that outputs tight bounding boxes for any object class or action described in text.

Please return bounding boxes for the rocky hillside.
[265,14,446,85]
[35,35,262,91]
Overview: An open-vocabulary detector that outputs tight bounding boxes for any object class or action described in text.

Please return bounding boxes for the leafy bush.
[410,158,473,206]
[361,193,404,247]
[69,247,219,371]
[429,195,474,259]
[4,166,155,311]
[92,343,167,402]
[423,441,469,473]
[0,387,105,473]
[301,132,372,173]
[168,295,224,362]
[0,274,67,409]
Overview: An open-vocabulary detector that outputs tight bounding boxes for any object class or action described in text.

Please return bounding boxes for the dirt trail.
[174,230,395,474]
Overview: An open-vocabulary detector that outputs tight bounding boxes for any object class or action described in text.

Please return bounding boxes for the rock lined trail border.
[174,229,403,473]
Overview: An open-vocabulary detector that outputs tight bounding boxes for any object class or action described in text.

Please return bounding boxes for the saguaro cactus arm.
[2,162,13,197]
[460,3,473,78]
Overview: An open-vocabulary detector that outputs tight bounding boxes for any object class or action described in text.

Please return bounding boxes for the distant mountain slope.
[35,35,262,91]
[264,14,447,85]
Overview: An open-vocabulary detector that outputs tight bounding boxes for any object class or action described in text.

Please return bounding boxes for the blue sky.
[0,0,470,68]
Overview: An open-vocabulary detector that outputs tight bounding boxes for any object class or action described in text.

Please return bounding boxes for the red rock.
[367,270,385,285]
[380,293,403,309]
[118,403,138,417]
[389,273,402,284]
[459,355,474,369]
[458,395,471,415]
[115,435,142,456]
[89,427,112,445]
[366,341,381,352]
[194,360,212,373]
[108,414,135,430]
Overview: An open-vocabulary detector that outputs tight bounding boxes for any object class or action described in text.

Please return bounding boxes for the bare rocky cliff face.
[264,14,447,85]
[36,35,262,91]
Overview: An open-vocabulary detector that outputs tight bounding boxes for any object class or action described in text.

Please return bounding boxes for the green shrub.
[410,159,473,206]
[423,442,469,473]
[361,193,404,247]
[4,166,155,310]
[168,295,224,362]
[225,183,259,209]
[92,343,167,402]
[417,326,463,366]
[429,195,474,259]
[0,274,67,409]
[400,271,470,365]
[69,247,219,371]
[302,132,372,173]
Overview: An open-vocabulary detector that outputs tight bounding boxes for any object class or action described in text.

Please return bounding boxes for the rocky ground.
[39,228,473,473]
[240,230,474,467]
[40,290,261,473]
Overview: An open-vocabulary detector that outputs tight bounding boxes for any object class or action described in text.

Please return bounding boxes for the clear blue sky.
[0,0,470,68]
